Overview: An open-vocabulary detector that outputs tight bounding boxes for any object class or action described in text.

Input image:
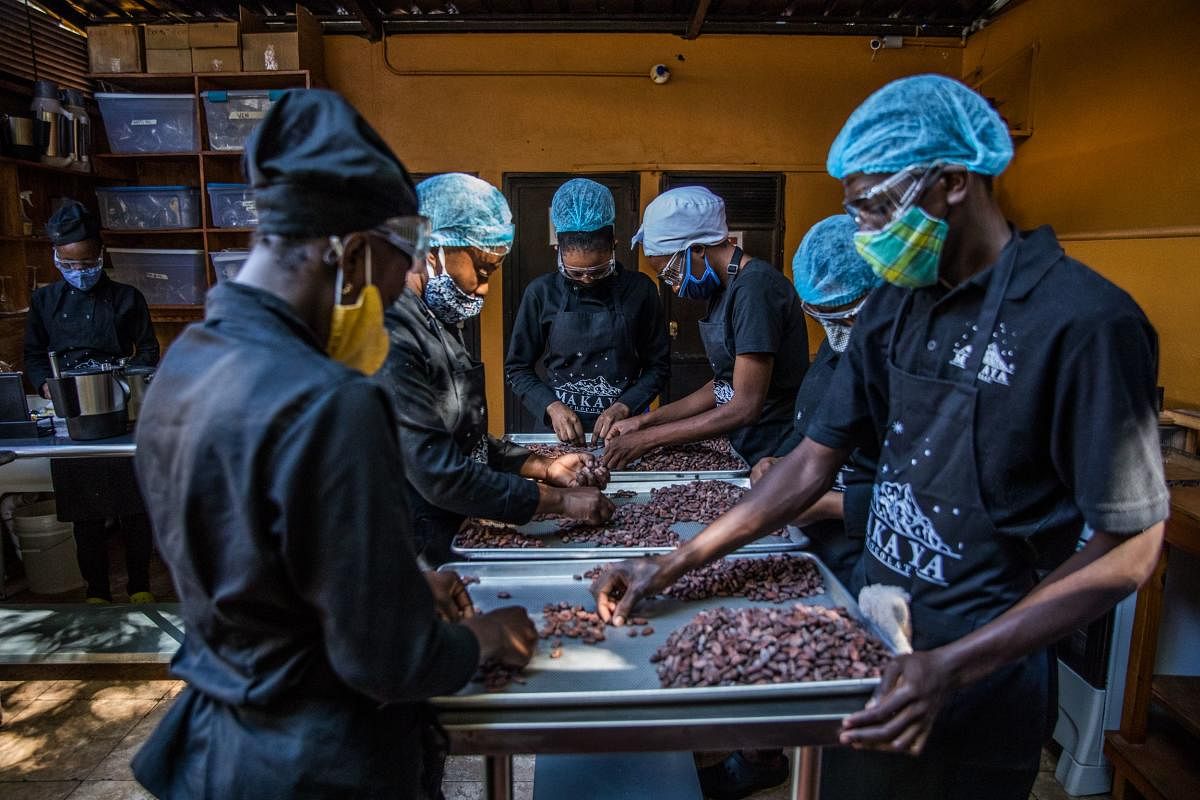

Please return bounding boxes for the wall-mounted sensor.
[651,64,672,84]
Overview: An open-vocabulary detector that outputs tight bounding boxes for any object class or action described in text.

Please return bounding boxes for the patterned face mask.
[820,320,853,353]
[853,204,948,289]
[423,247,485,325]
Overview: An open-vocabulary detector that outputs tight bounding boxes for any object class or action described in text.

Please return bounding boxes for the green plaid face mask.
[853,204,948,289]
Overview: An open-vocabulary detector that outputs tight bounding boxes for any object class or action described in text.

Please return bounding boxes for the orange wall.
[323,33,962,432]
[965,0,1200,406]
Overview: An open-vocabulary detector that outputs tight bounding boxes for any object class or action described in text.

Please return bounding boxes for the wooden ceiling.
[37,0,1018,40]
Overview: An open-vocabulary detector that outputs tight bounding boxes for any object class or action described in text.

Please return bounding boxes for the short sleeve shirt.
[806,226,1169,545]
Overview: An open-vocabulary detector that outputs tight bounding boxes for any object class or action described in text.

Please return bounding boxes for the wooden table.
[1104,484,1200,800]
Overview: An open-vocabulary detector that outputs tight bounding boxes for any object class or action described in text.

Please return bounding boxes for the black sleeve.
[123,288,160,367]
[727,271,787,356]
[275,380,480,703]
[1052,312,1169,534]
[616,272,670,413]
[23,292,52,391]
[487,434,534,476]
[504,284,558,421]
[382,333,540,525]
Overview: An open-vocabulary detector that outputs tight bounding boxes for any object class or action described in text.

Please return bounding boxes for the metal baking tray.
[433,553,900,710]
[504,433,750,481]
[452,478,807,561]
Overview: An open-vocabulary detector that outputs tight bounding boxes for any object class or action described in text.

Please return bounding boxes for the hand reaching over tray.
[425,570,476,622]
[544,451,610,489]
[590,556,673,626]
[462,606,539,668]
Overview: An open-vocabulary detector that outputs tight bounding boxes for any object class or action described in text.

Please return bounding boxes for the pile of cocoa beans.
[525,438,744,472]
[662,555,825,603]
[472,659,527,692]
[456,520,545,549]
[651,605,891,688]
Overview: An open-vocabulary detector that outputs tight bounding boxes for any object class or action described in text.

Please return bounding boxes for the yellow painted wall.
[323,33,962,432]
[964,0,1200,406]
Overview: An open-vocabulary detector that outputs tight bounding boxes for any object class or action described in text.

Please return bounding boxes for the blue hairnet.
[792,215,883,306]
[827,74,1013,179]
[551,178,615,233]
[416,173,515,252]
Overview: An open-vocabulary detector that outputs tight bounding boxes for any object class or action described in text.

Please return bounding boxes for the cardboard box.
[188,21,239,49]
[240,5,323,76]
[144,24,189,50]
[87,25,143,74]
[191,47,242,73]
[146,49,192,74]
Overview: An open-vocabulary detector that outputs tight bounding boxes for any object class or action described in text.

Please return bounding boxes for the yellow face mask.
[327,245,390,375]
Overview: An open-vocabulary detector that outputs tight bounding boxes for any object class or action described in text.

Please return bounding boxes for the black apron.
[543,280,640,429]
[831,239,1052,799]
[410,322,489,567]
[697,249,790,464]
[49,285,126,372]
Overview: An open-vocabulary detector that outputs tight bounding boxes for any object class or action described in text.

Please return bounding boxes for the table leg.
[790,746,822,800]
[483,754,513,800]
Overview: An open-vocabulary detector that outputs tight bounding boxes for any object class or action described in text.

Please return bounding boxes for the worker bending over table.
[594,75,1168,800]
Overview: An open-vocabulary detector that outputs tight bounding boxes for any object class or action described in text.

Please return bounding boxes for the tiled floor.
[1,680,1109,800]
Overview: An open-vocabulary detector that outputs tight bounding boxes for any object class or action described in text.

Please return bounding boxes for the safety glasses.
[558,250,616,282]
[53,251,104,271]
[372,215,432,268]
[656,250,687,288]
[843,163,946,233]
[801,295,868,323]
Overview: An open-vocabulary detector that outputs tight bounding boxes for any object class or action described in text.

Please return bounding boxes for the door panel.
[502,173,641,433]
[658,173,786,404]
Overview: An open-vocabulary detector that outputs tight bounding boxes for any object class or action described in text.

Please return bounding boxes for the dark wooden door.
[502,173,641,433]
[657,173,786,404]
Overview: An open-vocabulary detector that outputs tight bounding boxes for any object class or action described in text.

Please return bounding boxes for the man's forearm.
[636,395,760,452]
[662,439,847,579]
[637,382,716,429]
[938,524,1164,691]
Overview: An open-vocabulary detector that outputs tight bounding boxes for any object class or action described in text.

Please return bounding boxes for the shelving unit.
[85,70,313,325]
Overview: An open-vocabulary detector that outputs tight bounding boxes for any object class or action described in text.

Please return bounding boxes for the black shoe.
[698,751,789,800]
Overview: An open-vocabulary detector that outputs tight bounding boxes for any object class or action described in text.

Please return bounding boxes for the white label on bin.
[131,119,158,126]
[229,111,266,120]
[147,272,168,281]
[110,57,122,71]
[240,200,257,213]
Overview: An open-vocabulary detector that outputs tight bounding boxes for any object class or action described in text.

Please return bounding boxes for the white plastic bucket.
[12,500,85,595]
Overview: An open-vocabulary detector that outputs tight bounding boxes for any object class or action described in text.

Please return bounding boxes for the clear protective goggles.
[843,163,946,233]
[656,250,687,288]
[53,250,104,272]
[370,215,433,268]
[801,295,868,324]
[558,249,616,282]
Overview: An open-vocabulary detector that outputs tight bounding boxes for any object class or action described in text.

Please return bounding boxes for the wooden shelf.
[1152,675,1200,740]
[102,228,205,235]
[149,305,204,323]
[0,156,115,181]
[95,152,200,160]
[1106,726,1200,800]
[201,150,244,157]
[0,235,50,243]
[88,70,311,91]
[207,227,255,234]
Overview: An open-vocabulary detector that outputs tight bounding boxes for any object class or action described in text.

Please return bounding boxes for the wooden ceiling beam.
[683,0,710,38]
[342,0,385,40]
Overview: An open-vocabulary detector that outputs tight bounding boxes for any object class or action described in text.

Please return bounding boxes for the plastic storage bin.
[207,183,258,228]
[210,249,249,283]
[202,90,282,151]
[13,499,85,595]
[95,185,200,230]
[109,248,207,305]
[95,93,198,154]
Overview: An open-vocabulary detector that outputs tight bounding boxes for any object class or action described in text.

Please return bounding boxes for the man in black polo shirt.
[593,75,1168,800]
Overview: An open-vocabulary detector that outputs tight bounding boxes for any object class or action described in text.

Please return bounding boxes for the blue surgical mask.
[678,249,722,300]
[423,247,485,325]
[55,252,105,292]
